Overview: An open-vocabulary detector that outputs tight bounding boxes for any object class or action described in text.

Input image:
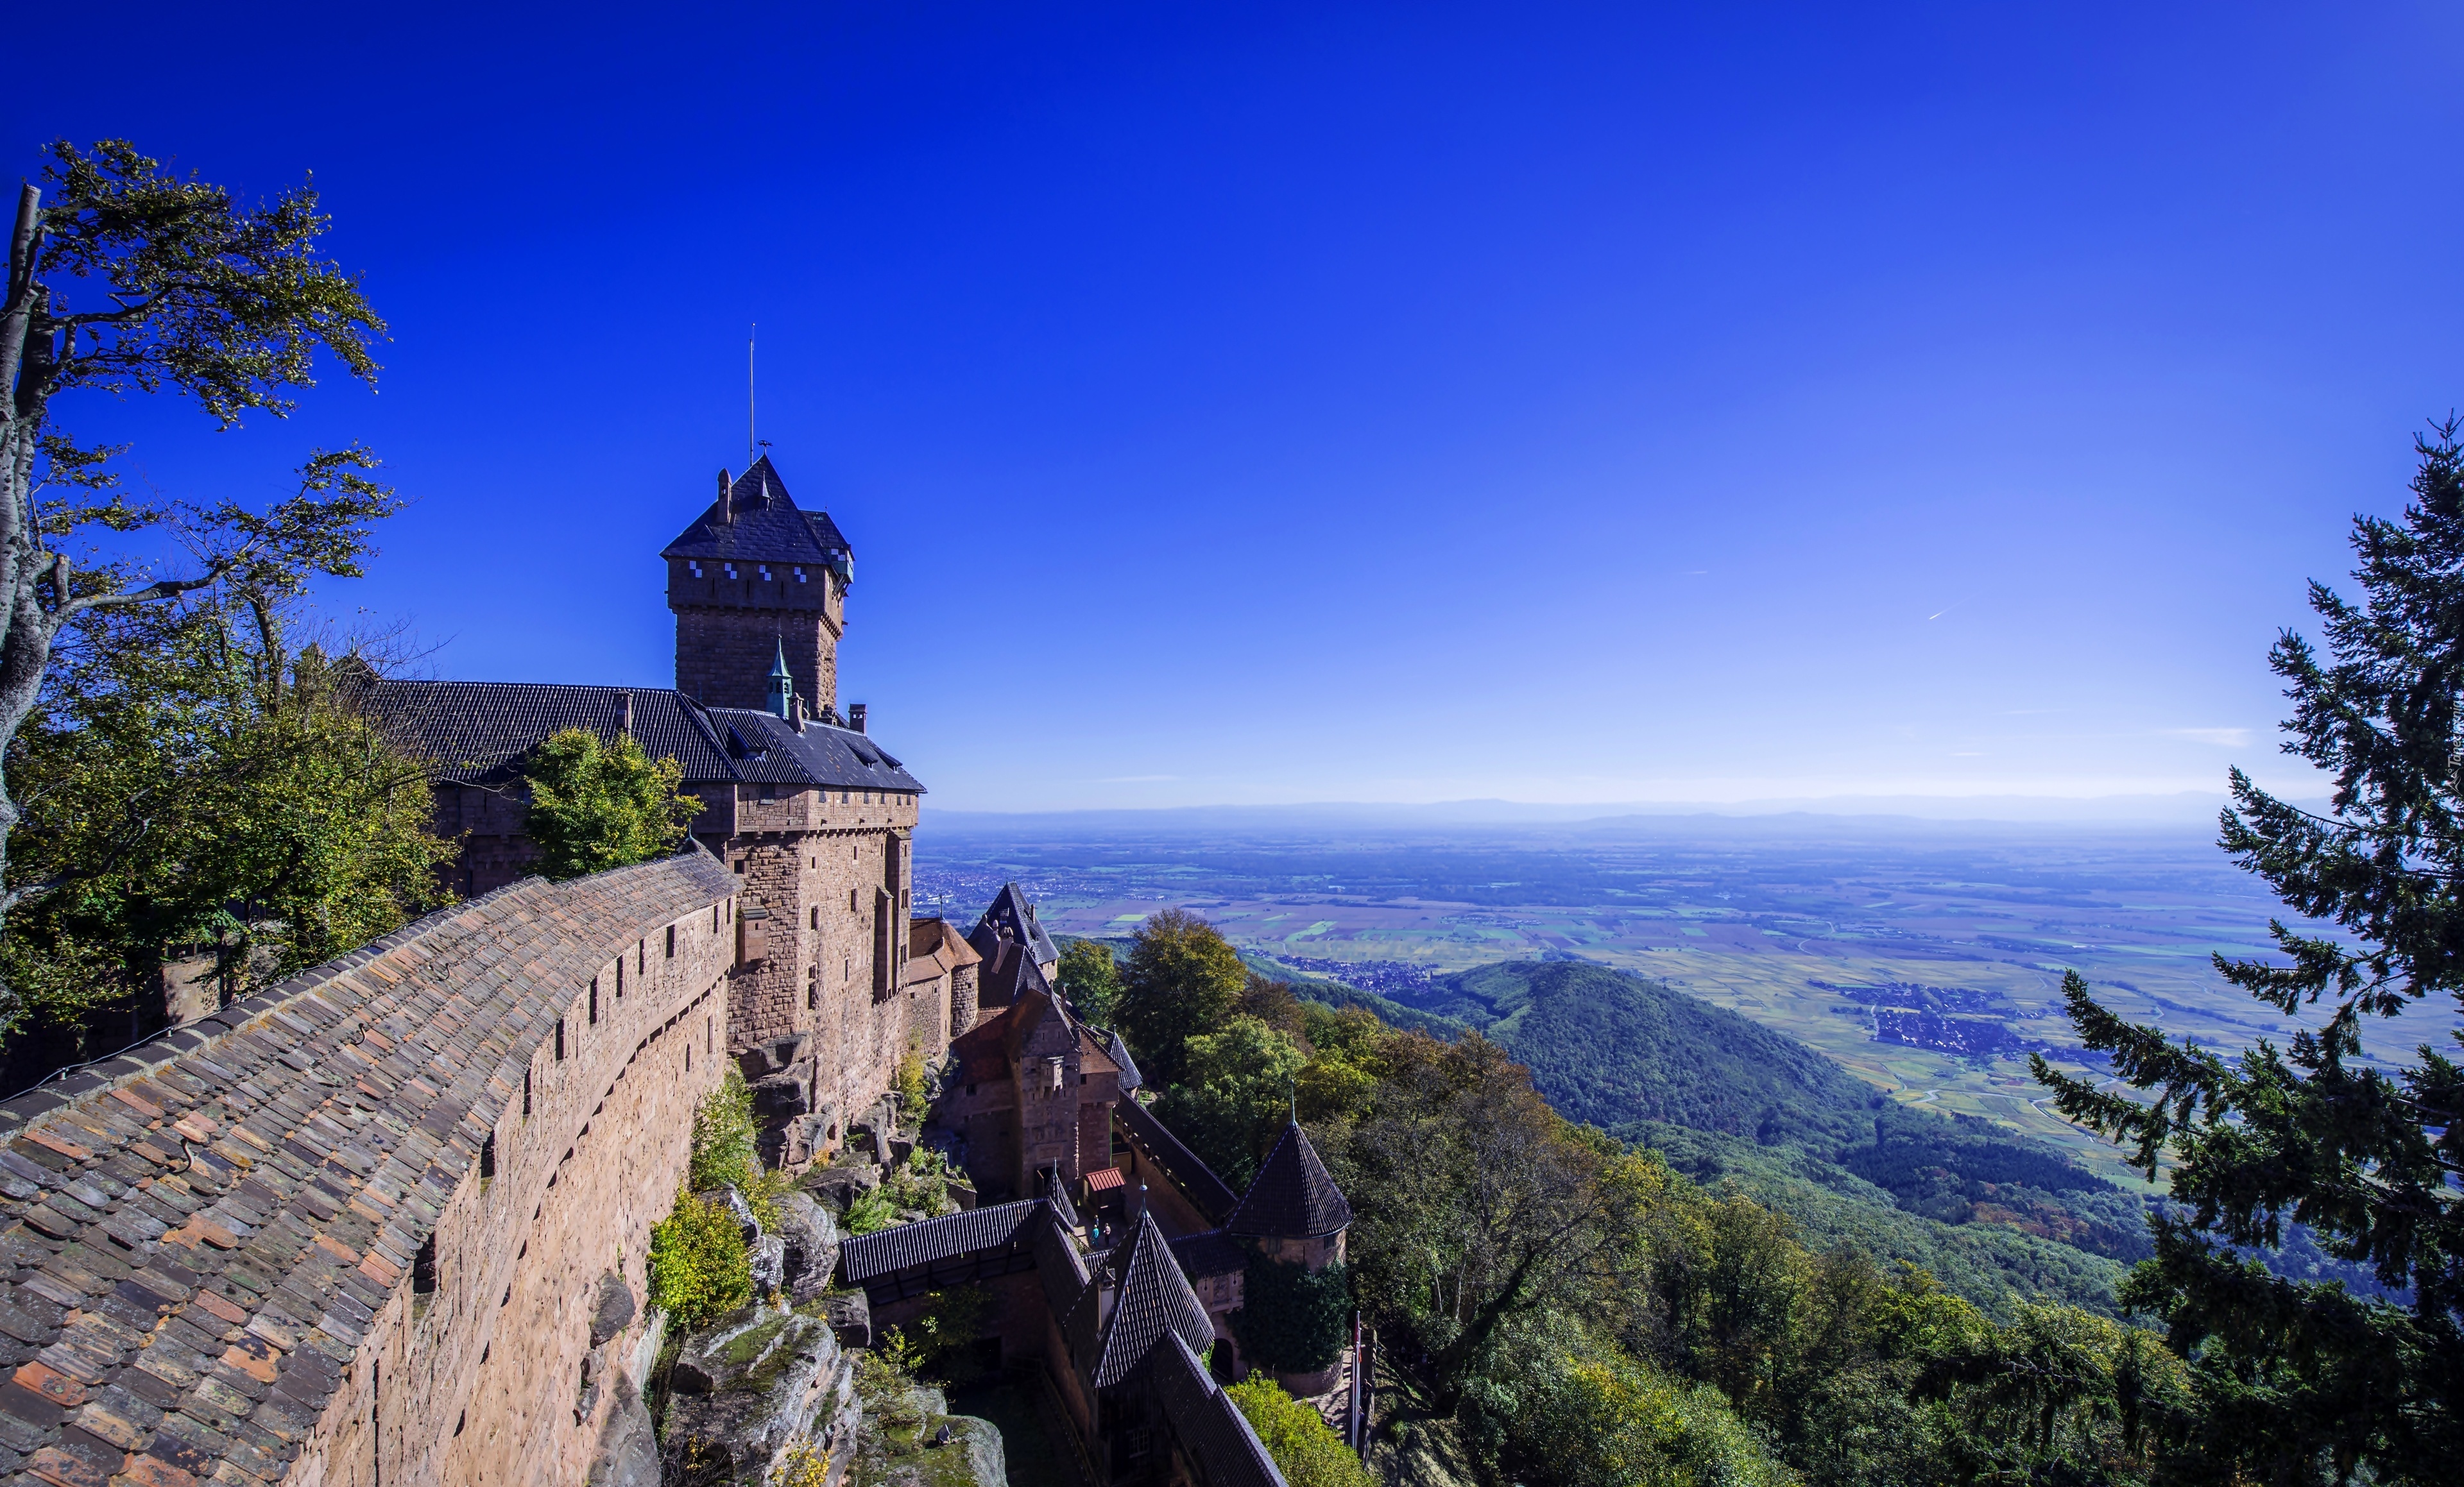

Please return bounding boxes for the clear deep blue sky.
[11,4,2463,812]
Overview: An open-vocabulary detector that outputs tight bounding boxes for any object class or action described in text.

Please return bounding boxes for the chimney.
[848,702,868,734]
[619,692,634,735]
[793,698,807,735]
[717,468,733,525]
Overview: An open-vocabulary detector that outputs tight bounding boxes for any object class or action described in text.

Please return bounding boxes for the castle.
[0,457,1346,1487]
[372,457,965,1171]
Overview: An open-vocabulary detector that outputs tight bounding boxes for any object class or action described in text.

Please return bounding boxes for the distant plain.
[914,809,2463,1187]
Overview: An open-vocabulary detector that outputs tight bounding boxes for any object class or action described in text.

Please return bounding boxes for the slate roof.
[366,681,923,795]
[659,457,853,574]
[1088,1211,1215,1390]
[1227,1122,1353,1240]
[1114,1098,1239,1226]
[1151,1330,1288,1487]
[1042,1169,1081,1232]
[0,853,737,1487]
[1103,1030,1142,1093]
[835,1200,1042,1286]
[705,707,924,793]
[969,885,1058,968]
[1167,1229,1247,1280]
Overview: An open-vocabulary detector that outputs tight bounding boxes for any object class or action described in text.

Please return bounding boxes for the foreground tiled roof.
[0,854,736,1487]
[1226,1121,1353,1239]
[1090,1212,1214,1389]
[1151,1331,1288,1487]
[836,1201,1041,1286]
[1114,1098,1238,1225]
[659,457,853,570]
[367,681,923,795]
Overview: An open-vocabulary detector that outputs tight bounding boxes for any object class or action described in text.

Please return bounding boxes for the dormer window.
[758,566,773,581]
[792,567,807,583]
[688,560,703,577]
[723,563,739,579]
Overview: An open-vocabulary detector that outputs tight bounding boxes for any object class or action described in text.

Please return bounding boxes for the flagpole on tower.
[748,321,757,467]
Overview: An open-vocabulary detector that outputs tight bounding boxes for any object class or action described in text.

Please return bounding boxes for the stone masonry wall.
[0,853,738,1487]
[706,790,917,1163]
[666,560,843,713]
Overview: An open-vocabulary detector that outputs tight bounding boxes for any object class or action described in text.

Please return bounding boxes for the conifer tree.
[2035,423,2464,1484]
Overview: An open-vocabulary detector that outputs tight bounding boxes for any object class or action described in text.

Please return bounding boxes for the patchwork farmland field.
[915,810,2460,1185]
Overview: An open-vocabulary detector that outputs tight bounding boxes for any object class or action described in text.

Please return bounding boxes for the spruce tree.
[2035,423,2464,1484]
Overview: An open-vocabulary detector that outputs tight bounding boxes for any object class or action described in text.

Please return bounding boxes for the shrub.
[647,1188,751,1328]
[845,1187,895,1236]
[1226,1373,1373,1487]
[894,1049,929,1119]
[690,1069,783,1227]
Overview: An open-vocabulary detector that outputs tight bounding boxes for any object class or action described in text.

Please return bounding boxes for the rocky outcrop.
[851,1382,1009,1487]
[777,1187,844,1304]
[663,1304,861,1486]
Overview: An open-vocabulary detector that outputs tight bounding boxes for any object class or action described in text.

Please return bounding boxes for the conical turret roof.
[1226,1121,1353,1239]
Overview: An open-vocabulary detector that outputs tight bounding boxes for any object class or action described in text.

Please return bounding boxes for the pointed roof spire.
[1226,1121,1353,1239]
[1089,1209,1215,1388]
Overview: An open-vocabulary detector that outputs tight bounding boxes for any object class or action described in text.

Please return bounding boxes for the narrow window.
[666,926,676,958]
[480,1134,496,1180]
[589,980,599,1025]
[556,1019,567,1060]
[412,1235,438,1295]
[807,987,817,1010]
[615,960,624,996]
[810,907,819,930]
[685,1044,692,1073]
[523,1067,532,1117]
[848,888,857,913]
[638,940,646,973]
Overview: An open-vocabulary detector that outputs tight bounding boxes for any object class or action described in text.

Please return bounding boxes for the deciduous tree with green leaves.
[0,140,397,979]
[520,727,703,881]
[1116,907,1245,1087]
[2035,421,2464,1484]
[1,585,454,1076]
[1055,936,1122,1023]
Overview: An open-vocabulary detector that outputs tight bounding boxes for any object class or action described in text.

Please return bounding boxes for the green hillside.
[1266,955,2146,1313]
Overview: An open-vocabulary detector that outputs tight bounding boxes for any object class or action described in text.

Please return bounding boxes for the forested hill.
[1432,959,1883,1147]
[1292,956,2152,1311]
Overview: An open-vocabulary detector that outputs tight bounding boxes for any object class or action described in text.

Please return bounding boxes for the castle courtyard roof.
[1226,1121,1353,1241]
[1088,1211,1216,1389]
[969,885,1058,968]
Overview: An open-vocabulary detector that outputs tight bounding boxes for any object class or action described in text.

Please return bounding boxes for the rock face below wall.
[663,1305,861,1484]
[852,1383,1009,1487]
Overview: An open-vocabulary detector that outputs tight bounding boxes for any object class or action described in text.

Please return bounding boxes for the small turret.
[766,639,794,720]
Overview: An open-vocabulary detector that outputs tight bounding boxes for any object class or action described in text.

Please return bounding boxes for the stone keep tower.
[662,455,855,713]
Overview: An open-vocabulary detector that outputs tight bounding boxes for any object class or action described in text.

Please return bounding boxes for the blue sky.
[12,3,2463,812]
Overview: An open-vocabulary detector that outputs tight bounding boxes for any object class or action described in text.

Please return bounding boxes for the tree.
[1156,1015,1310,1189]
[2035,422,2464,1484]
[520,727,703,880]
[0,585,451,1074]
[1116,907,1245,1087]
[1,141,395,955]
[1336,1033,1650,1406]
[1055,937,1122,1023]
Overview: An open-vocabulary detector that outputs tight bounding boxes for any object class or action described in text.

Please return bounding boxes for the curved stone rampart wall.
[0,853,739,1487]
